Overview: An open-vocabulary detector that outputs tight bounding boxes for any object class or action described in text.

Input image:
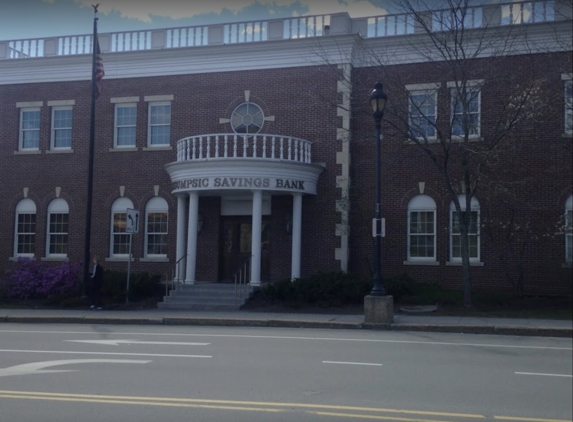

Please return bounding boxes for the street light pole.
[370,82,387,296]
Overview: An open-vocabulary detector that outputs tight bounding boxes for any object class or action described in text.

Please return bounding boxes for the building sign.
[173,176,307,192]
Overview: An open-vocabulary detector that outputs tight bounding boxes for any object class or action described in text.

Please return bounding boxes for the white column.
[176,195,186,282]
[250,190,263,286]
[185,192,199,284]
[291,193,303,280]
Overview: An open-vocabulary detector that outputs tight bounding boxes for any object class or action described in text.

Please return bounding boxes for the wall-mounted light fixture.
[285,214,292,235]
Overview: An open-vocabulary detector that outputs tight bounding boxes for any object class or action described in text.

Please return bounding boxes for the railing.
[176,134,312,164]
[161,254,187,296]
[0,1,564,60]
[234,257,251,300]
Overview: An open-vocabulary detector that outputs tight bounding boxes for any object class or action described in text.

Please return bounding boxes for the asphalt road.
[0,323,571,422]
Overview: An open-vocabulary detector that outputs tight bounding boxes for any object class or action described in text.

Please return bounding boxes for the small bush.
[5,258,81,300]
[100,270,162,303]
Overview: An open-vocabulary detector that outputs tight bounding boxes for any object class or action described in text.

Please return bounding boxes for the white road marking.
[515,372,573,378]
[65,339,210,346]
[0,359,150,378]
[0,349,211,358]
[323,361,383,367]
[1,330,571,350]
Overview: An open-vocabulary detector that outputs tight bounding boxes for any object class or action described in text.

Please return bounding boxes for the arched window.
[145,197,168,257]
[14,199,37,257]
[566,195,573,265]
[111,197,134,257]
[450,195,480,261]
[407,195,436,261]
[46,198,69,257]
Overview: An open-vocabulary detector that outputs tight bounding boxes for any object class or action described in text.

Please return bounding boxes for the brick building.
[1,1,571,298]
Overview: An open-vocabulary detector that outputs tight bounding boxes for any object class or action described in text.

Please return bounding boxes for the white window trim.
[562,74,572,136]
[408,89,438,141]
[50,106,73,150]
[449,195,481,262]
[565,195,573,266]
[147,101,171,148]
[14,199,36,258]
[19,107,41,151]
[448,80,483,140]
[144,198,169,258]
[110,198,134,258]
[46,198,69,259]
[407,209,437,261]
[114,103,137,149]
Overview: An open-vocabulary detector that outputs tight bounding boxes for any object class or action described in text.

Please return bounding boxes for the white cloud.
[74,0,386,22]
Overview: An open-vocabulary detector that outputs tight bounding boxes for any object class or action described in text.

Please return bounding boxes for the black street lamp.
[369,82,387,296]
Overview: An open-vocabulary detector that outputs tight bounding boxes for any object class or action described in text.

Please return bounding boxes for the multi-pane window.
[148,103,171,146]
[231,102,264,134]
[407,195,437,260]
[565,78,572,135]
[450,195,480,261]
[145,197,168,257]
[47,198,69,257]
[501,1,554,25]
[432,7,482,31]
[20,108,41,150]
[450,83,481,138]
[566,195,573,265]
[409,90,437,139]
[51,107,72,149]
[114,104,137,147]
[14,199,36,256]
[111,197,133,257]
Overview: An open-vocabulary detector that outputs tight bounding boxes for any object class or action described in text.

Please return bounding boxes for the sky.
[0,0,394,41]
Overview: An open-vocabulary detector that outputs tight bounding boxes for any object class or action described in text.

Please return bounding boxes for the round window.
[231,102,264,134]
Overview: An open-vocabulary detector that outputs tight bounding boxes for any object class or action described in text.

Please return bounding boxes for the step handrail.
[234,256,251,299]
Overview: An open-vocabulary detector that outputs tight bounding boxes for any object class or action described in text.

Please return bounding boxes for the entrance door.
[219,217,270,282]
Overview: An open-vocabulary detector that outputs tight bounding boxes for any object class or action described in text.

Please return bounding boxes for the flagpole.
[82,6,99,298]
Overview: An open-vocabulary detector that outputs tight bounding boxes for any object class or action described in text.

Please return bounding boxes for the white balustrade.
[176,134,312,164]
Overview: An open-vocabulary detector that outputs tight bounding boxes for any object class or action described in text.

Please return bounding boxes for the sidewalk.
[1,307,571,337]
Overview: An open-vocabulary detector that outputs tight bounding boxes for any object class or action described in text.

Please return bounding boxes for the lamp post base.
[364,295,394,324]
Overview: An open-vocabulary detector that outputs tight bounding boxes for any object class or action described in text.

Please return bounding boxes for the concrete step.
[158,281,257,310]
[162,296,247,305]
[157,302,243,311]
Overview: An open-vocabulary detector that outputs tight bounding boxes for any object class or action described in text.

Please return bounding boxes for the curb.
[1,315,571,337]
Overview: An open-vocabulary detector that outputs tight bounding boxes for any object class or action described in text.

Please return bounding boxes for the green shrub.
[383,273,416,301]
[101,270,162,303]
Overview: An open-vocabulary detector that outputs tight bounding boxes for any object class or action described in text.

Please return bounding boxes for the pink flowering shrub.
[6,258,81,300]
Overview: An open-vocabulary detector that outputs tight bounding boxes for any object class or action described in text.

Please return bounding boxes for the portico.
[165,133,324,286]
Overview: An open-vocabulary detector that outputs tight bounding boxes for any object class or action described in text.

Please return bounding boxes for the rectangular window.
[48,213,69,255]
[17,213,36,255]
[409,90,437,139]
[565,79,572,135]
[148,102,171,146]
[51,107,72,149]
[501,1,554,25]
[408,211,436,259]
[20,108,41,150]
[146,212,168,255]
[112,212,130,255]
[451,85,481,138]
[114,104,137,148]
[450,210,480,260]
[566,209,573,265]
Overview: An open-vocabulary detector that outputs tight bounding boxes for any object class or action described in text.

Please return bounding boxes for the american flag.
[94,35,105,99]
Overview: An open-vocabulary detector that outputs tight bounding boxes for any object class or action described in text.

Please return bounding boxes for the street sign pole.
[125,208,139,305]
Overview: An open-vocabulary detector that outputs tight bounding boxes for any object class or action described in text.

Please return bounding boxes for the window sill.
[41,256,69,262]
[449,136,482,142]
[46,149,73,154]
[14,150,41,155]
[562,133,572,138]
[9,255,35,261]
[140,257,169,262]
[143,146,172,151]
[108,147,139,152]
[403,260,440,266]
[105,256,135,262]
[446,261,484,267]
